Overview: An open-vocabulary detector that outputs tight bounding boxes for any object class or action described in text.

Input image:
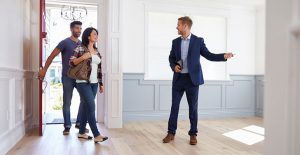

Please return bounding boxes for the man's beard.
[73,32,81,38]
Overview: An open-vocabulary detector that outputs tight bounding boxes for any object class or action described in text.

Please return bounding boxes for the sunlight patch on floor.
[222,125,264,145]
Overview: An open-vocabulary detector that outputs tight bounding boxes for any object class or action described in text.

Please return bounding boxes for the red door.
[39,0,47,136]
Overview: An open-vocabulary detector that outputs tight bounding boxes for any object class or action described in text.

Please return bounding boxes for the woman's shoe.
[78,133,93,140]
[75,125,90,133]
[94,135,108,143]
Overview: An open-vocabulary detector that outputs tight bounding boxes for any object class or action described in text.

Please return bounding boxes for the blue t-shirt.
[56,38,81,76]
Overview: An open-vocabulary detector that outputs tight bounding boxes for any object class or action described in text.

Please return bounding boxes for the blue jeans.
[76,83,100,137]
[62,75,84,128]
[168,74,199,136]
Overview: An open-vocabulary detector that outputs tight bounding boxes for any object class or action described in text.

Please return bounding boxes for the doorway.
[43,1,98,125]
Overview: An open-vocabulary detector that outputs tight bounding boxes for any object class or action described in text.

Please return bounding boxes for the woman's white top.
[76,54,101,84]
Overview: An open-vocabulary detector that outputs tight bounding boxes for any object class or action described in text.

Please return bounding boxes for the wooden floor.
[7,117,263,155]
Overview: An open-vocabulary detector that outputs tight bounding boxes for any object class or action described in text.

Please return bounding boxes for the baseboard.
[0,116,33,155]
[123,110,256,122]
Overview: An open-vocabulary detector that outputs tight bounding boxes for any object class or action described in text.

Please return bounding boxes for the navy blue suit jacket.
[169,34,226,85]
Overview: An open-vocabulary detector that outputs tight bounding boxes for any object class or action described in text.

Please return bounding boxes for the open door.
[39,0,47,136]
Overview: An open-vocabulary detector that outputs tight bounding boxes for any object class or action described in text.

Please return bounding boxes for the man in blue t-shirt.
[39,21,88,135]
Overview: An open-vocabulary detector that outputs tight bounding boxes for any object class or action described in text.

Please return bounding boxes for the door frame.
[38,0,123,136]
[39,0,47,136]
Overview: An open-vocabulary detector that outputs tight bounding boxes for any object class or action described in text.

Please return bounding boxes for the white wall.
[0,0,38,154]
[0,0,23,69]
[122,0,266,79]
[122,0,145,73]
[265,0,300,154]
[255,6,266,75]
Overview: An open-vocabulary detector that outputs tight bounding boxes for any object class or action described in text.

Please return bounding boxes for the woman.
[70,27,108,143]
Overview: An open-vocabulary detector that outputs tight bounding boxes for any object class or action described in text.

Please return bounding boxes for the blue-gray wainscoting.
[255,75,264,117]
[123,74,264,121]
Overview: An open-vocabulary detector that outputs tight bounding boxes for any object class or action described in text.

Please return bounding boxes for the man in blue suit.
[163,16,234,145]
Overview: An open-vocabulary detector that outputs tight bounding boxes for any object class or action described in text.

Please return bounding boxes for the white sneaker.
[78,133,93,140]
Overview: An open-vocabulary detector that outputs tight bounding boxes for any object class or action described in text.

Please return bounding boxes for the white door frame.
[45,0,123,128]
[102,0,123,128]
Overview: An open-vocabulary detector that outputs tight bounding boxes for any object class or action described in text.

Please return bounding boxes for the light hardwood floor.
[7,117,263,155]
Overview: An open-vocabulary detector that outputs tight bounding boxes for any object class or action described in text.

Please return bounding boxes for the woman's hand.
[99,85,104,93]
[71,53,91,65]
[82,52,91,60]
[70,56,76,60]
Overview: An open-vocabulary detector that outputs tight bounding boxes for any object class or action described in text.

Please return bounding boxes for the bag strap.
[83,45,102,59]
[82,45,90,53]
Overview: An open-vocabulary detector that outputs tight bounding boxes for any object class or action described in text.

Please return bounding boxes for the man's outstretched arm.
[200,38,233,61]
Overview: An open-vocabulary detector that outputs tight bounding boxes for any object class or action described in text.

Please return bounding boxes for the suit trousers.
[168,73,199,136]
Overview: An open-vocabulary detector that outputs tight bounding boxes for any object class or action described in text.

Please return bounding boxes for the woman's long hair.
[81,27,98,49]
